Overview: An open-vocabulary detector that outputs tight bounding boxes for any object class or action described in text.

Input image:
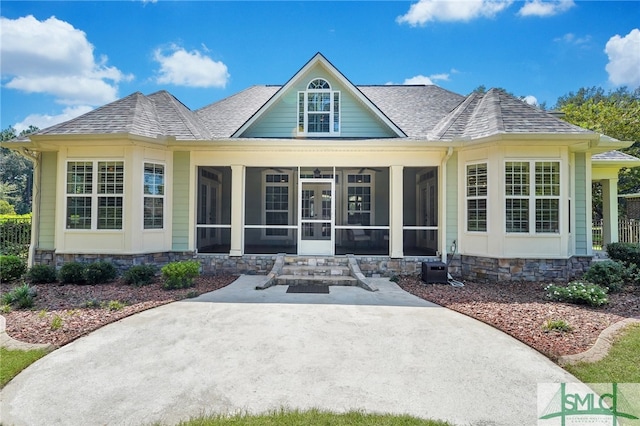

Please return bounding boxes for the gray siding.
[574,153,588,254]
[172,152,190,250]
[446,152,458,251]
[38,152,57,249]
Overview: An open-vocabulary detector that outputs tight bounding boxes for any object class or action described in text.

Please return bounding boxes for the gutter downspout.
[18,148,40,267]
[440,146,454,264]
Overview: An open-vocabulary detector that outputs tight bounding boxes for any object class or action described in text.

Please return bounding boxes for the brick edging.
[558,318,640,366]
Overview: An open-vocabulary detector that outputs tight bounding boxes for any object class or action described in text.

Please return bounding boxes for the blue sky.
[1,1,639,133]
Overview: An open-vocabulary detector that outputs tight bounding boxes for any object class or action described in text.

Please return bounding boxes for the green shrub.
[582,260,628,293]
[26,264,58,284]
[545,281,608,307]
[2,283,36,309]
[84,261,117,284]
[123,264,157,286]
[542,319,573,333]
[50,315,63,330]
[161,260,200,290]
[0,255,27,282]
[58,262,86,284]
[606,242,640,266]
[103,300,126,311]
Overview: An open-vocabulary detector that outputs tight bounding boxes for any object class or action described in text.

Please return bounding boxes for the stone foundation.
[33,249,592,282]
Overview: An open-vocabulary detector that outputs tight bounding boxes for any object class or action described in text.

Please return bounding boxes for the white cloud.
[523,95,538,106]
[0,15,131,106]
[554,33,591,46]
[605,28,640,87]
[397,0,513,26]
[14,105,94,133]
[518,0,575,17]
[154,45,230,88]
[403,75,434,85]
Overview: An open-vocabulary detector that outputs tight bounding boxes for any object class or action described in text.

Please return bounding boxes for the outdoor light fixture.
[314,168,321,178]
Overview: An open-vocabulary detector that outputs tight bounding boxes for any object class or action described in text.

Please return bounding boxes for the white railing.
[592,218,640,250]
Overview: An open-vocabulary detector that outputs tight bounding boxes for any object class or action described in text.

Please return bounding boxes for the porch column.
[389,165,403,258]
[230,165,245,256]
[601,177,619,246]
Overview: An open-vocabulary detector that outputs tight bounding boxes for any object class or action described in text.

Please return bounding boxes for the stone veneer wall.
[34,249,591,282]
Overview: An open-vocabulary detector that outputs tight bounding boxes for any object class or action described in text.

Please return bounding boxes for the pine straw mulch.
[398,277,640,361]
[2,275,639,361]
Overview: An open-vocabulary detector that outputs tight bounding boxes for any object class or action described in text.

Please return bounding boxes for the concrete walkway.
[1,276,580,426]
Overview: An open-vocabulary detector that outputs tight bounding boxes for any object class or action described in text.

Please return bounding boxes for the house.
[4,53,639,282]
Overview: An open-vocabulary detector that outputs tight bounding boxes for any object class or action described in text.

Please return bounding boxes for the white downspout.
[440,146,453,264]
[19,148,41,267]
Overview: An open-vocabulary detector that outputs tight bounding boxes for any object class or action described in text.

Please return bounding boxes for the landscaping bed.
[398,277,640,360]
[1,275,236,347]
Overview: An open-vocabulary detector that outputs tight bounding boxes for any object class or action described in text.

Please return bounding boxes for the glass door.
[298,178,334,255]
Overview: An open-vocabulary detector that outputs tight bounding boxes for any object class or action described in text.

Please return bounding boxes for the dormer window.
[298,78,340,136]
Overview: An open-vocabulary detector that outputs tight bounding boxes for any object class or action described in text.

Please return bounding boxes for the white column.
[601,178,619,246]
[389,165,403,258]
[230,165,245,256]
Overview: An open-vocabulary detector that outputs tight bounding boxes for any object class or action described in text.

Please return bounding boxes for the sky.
[1,0,639,133]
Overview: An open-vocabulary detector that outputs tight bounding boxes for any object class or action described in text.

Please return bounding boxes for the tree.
[0,126,38,214]
[556,86,640,218]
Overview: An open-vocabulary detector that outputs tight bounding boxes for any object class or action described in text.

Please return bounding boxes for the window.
[346,173,372,225]
[505,161,560,233]
[297,78,340,136]
[66,161,124,230]
[143,163,164,229]
[264,173,291,237]
[466,163,487,232]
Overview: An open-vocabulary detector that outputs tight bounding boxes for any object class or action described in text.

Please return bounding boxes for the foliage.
[542,319,573,333]
[26,264,58,284]
[57,262,86,284]
[1,283,36,309]
[103,300,127,311]
[173,408,452,426]
[1,216,31,258]
[0,347,49,388]
[123,264,157,286]
[83,298,101,308]
[606,242,640,266]
[582,260,629,293]
[0,199,16,215]
[50,315,63,331]
[1,126,38,215]
[83,261,117,285]
[0,304,11,314]
[545,281,609,307]
[0,255,27,282]
[565,323,640,383]
[161,260,200,290]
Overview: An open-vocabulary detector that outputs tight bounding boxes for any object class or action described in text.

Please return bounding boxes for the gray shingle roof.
[592,150,640,161]
[430,89,593,140]
[23,85,596,142]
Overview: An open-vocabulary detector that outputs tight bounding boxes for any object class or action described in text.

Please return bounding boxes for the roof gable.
[232,53,405,138]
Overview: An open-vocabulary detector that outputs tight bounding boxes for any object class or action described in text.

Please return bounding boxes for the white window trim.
[143,161,165,231]
[297,78,341,137]
[343,170,375,227]
[465,161,488,233]
[262,170,293,240]
[65,159,125,231]
[504,159,561,235]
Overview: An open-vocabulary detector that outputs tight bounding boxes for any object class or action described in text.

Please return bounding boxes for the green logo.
[539,383,639,425]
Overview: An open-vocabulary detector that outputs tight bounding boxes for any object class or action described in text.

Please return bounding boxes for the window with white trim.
[297,78,340,136]
[66,161,124,230]
[346,173,372,226]
[466,163,487,232]
[263,173,292,238]
[505,161,560,233]
[143,163,164,229]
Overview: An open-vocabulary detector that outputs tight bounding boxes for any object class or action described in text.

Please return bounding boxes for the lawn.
[0,347,49,387]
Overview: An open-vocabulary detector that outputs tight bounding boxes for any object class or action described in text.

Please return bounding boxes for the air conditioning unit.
[421,261,448,284]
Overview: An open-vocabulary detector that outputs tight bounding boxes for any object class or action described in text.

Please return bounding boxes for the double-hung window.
[66,161,124,230]
[466,163,487,232]
[505,161,560,233]
[263,173,291,238]
[297,78,340,136]
[143,163,164,229]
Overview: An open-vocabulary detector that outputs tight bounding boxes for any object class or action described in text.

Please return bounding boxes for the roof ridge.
[464,89,504,137]
[429,92,478,140]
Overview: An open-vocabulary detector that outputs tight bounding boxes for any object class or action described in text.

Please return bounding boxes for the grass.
[170,409,452,426]
[0,347,49,388]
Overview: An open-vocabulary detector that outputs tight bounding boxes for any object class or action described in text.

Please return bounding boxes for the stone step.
[275,275,358,286]
[281,265,351,277]
[283,256,349,267]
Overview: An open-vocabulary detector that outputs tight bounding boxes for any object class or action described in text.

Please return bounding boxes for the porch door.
[198,176,221,247]
[417,177,437,251]
[298,178,334,255]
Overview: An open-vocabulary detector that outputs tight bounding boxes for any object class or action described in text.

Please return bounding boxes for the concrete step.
[281,265,351,277]
[275,275,358,286]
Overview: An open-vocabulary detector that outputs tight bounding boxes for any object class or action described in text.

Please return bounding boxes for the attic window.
[298,78,340,136]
